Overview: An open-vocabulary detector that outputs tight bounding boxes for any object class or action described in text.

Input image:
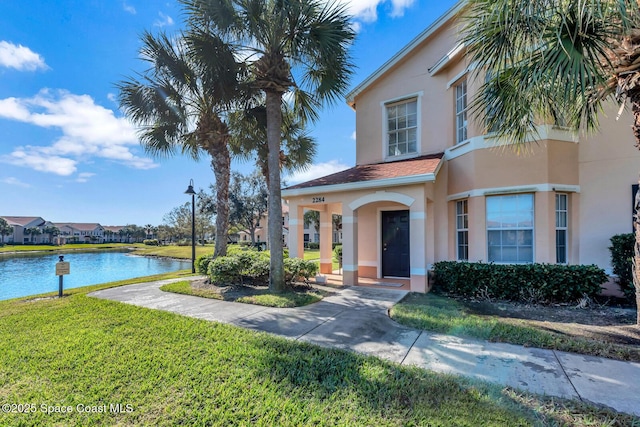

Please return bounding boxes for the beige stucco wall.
[353,19,464,165]
[578,108,640,271]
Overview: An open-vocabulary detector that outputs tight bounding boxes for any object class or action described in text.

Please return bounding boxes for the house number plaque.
[312,197,325,203]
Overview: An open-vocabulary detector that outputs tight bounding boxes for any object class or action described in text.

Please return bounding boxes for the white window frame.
[456,199,468,261]
[486,194,535,264]
[455,80,467,144]
[381,92,422,161]
[555,193,568,264]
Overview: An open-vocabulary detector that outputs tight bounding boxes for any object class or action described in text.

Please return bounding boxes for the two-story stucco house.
[282,2,640,293]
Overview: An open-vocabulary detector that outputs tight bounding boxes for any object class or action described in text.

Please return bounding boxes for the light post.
[184,179,196,274]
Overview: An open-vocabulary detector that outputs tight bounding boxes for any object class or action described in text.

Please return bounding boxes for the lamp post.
[184,179,196,274]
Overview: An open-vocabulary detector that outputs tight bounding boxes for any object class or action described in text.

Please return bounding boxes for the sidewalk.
[89,278,640,417]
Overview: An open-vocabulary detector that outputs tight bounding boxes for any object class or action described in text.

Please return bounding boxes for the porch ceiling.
[282,153,443,197]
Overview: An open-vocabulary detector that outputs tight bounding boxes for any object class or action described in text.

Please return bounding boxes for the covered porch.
[282,154,443,293]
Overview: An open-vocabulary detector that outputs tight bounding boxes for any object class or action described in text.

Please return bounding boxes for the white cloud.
[1,177,31,188]
[106,93,117,103]
[76,172,96,183]
[351,131,356,141]
[337,0,417,23]
[154,12,174,27]
[0,41,48,71]
[0,89,158,176]
[286,160,350,184]
[123,2,136,14]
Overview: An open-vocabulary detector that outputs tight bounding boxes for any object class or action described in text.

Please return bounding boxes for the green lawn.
[390,293,640,362]
[0,277,635,425]
[160,281,326,307]
[131,244,214,260]
[303,249,340,271]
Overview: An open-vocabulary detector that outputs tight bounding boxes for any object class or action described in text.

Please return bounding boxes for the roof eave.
[282,172,437,198]
[345,0,466,108]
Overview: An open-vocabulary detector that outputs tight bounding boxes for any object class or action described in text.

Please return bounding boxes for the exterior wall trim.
[444,126,579,161]
[447,184,581,201]
[282,173,436,197]
[349,191,415,210]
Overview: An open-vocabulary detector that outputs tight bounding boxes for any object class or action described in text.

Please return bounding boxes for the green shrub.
[208,251,319,287]
[432,261,608,304]
[284,258,319,285]
[307,242,320,250]
[195,254,213,275]
[609,233,635,301]
[333,245,342,262]
[208,256,242,285]
[143,239,159,246]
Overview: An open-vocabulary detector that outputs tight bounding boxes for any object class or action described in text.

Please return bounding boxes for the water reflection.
[0,250,189,300]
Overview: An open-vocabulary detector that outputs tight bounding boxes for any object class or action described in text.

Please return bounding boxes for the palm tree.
[229,105,317,186]
[0,218,13,244]
[118,27,246,258]
[42,226,60,244]
[182,0,355,291]
[463,0,640,323]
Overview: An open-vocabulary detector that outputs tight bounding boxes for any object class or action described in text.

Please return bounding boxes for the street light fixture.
[184,179,196,274]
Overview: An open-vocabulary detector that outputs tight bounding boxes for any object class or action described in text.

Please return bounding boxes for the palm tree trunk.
[266,90,285,292]
[210,145,230,258]
[632,94,640,325]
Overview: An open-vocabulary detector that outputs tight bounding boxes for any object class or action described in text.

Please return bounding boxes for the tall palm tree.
[463,0,640,323]
[118,28,246,258]
[0,218,13,244]
[182,0,355,291]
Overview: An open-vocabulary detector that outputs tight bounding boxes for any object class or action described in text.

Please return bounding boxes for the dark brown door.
[381,210,410,277]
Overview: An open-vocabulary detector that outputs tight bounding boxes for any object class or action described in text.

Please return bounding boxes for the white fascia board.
[430,42,466,76]
[281,173,437,198]
[345,0,466,108]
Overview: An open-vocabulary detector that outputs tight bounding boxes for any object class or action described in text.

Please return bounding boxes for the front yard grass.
[160,280,325,308]
[390,293,640,362]
[0,279,636,426]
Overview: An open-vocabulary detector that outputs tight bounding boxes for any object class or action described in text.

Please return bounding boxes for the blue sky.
[0,0,457,226]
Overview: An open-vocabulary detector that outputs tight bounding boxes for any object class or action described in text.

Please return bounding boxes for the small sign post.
[55,255,70,297]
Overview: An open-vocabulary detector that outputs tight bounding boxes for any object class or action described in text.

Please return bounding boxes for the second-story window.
[386,99,417,157]
[455,80,467,144]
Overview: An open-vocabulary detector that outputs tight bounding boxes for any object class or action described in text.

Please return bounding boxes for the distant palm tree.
[0,218,13,244]
[182,0,355,291]
[463,0,640,322]
[118,28,246,257]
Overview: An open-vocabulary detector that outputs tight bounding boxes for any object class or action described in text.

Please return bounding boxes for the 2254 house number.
[312,197,325,203]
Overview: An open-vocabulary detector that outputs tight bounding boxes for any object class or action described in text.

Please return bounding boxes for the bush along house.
[282,1,640,293]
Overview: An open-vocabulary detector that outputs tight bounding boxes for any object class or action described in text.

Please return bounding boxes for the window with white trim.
[386,99,417,157]
[456,200,468,260]
[556,193,568,264]
[487,194,534,263]
[455,80,467,144]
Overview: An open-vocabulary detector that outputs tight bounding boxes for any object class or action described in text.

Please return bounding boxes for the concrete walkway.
[89,278,640,417]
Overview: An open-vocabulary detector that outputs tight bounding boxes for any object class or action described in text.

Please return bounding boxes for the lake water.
[0,250,189,301]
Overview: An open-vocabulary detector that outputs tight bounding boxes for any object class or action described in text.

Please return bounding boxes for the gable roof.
[0,216,45,227]
[53,223,103,231]
[282,153,443,197]
[346,0,466,108]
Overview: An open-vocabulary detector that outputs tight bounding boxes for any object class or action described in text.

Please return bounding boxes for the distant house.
[282,2,640,292]
[102,226,128,243]
[0,216,46,244]
[53,223,105,244]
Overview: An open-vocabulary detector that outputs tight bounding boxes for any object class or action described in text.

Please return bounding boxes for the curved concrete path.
[89,278,640,417]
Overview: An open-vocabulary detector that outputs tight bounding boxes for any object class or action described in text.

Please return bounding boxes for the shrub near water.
[432,261,608,304]
[208,251,318,286]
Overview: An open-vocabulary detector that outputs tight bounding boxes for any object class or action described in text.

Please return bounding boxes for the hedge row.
[198,251,318,287]
[432,261,608,304]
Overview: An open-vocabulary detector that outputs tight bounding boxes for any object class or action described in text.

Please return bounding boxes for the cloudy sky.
[0,0,457,225]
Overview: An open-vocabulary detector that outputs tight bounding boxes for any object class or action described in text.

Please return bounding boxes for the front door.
[381,210,410,277]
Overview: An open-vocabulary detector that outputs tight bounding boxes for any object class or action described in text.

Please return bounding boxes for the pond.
[0,250,190,301]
